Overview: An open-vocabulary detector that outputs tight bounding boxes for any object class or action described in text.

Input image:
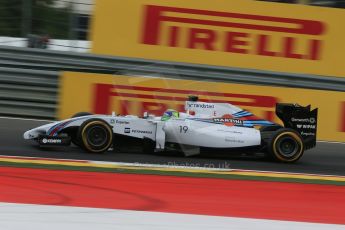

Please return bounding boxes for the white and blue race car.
[24,96,318,163]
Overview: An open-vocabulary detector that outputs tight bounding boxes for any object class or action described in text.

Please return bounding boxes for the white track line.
[1,203,344,230]
[317,140,345,145]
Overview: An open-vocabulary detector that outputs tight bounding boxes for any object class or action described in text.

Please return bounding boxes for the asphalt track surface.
[0,117,344,175]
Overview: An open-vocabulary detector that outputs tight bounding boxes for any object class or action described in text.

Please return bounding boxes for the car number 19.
[179,125,188,133]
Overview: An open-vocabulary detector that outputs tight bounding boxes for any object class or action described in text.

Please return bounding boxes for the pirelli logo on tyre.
[141,5,324,61]
[91,0,345,77]
[60,72,345,143]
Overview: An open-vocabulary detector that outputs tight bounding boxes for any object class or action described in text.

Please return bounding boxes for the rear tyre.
[78,119,113,153]
[70,112,93,146]
[268,128,304,163]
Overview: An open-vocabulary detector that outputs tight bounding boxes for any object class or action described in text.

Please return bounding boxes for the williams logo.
[124,127,130,133]
[297,124,316,129]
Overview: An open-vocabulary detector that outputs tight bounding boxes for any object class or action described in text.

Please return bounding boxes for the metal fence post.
[21,0,32,37]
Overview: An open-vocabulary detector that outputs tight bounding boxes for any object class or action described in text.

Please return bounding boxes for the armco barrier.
[0,45,345,119]
[1,46,345,92]
[0,67,57,119]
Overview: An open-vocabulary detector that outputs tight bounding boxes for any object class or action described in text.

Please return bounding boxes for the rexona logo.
[301,132,315,137]
[141,5,325,60]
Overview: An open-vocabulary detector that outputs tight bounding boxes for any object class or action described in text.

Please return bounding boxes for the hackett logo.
[141,5,325,60]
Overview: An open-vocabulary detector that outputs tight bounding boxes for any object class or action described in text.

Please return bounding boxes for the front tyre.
[78,119,113,153]
[71,112,93,146]
[268,128,304,163]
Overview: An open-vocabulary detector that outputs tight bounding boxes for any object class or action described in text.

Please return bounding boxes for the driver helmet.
[161,109,179,121]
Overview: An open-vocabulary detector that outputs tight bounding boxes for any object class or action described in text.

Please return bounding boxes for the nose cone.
[23,130,31,139]
[23,131,30,140]
[23,129,39,139]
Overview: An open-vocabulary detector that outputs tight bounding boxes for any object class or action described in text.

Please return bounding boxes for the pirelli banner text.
[60,72,345,142]
[91,0,345,78]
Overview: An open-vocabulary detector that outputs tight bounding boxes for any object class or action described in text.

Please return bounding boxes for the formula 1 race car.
[24,96,318,163]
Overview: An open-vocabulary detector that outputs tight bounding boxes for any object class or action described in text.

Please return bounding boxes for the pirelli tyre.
[78,119,113,153]
[268,128,305,163]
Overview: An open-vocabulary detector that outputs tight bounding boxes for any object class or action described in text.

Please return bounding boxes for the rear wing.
[276,103,318,150]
